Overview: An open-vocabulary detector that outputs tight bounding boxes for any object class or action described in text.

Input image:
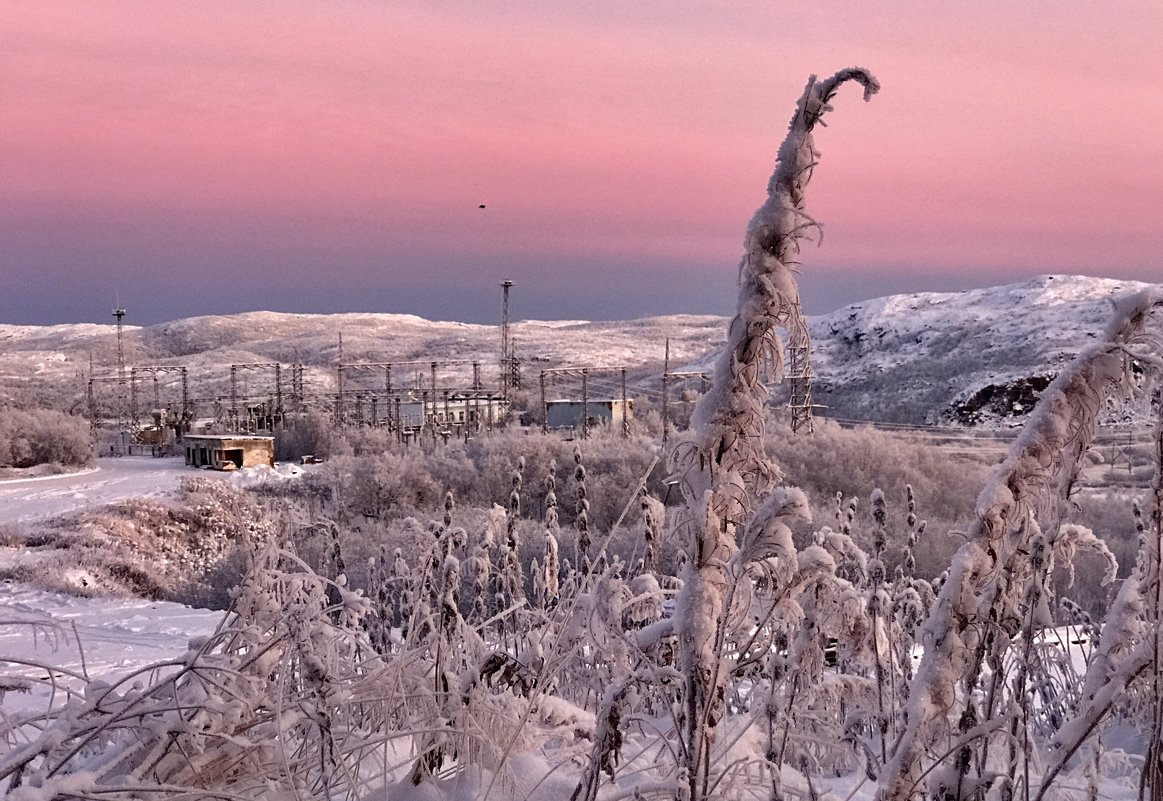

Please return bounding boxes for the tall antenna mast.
[662,338,670,447]
[112,302,127,383]
[500,280,513,397]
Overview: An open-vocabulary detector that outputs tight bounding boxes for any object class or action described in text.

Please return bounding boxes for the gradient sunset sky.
[3,1,1161,326]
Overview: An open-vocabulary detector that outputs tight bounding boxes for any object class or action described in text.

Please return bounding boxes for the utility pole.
[540,371,547,434]
[87,351,97,443]
[335,332,344,426]
[113,304,128,445]
[662,339,670,447]
[581,369,589,441]
[621,367,629,438]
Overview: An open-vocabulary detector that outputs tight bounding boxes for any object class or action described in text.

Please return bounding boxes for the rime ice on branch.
[668,67,879,800]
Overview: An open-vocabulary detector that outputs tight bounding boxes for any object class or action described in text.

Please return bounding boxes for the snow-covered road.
[0,456,195,524]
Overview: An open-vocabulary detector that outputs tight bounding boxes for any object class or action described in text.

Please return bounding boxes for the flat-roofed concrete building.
[184,434,275,471]
[545,398,633,430]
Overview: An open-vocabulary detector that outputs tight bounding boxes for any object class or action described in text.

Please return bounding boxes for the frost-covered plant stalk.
[575,447,592,573]
[889,485,929,698]
[509,456,524,537]
[390,545,411,626]
[411,539,469,783]
[842,494,858,538]
[542,459,561,608]
[902,484,923,577]
[879,289,1163,801]
[500,459,526,642]
[641,492,665,575]
[470,504,504,625]
[366,544,393,653]
[868,489,891,759]
[668,67,879,800]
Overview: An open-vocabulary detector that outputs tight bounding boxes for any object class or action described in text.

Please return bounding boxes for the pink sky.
[3,1,1162,324]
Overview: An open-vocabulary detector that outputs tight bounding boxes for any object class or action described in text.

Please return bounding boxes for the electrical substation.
[81,281,816,459]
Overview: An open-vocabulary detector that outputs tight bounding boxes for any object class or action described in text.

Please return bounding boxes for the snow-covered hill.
[0,274,1154,425]
[808,274,1152,424]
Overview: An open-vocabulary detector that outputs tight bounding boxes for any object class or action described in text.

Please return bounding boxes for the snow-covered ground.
[0,583,223,713]
[0,457,311,527]
[0,459,312,711]
[0,457,193,525]
[0,458,226,715]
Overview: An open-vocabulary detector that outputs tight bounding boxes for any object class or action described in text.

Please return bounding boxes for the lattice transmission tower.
[500,280,520,396]
[785,298,814,434]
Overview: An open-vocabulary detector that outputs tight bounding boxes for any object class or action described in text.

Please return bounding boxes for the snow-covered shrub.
[566,432,663,533]
[767,417,993,573]
[274,410,339,461]
[316,428,663,535]
[0,407,91,469]
[0,478,269,606]
[330,451,445,520]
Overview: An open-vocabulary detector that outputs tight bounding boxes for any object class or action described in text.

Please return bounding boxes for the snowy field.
[0,458,303,703]
[0,458,239,715]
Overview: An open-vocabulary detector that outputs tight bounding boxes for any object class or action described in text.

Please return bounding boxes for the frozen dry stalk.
[878,288,1163,801]
[542,459,561,607]
[669,67,879,800]
[575,447,592,572]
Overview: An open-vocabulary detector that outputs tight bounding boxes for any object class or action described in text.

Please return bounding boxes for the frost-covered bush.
[767,418,991,525]
[570,433,662,533]
[0,478,268,607]
[330,451,446,519]
[319,429,663,537]
[766,419,996,582]
[0,407,91,469]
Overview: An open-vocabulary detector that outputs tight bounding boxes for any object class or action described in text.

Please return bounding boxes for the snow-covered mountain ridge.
[0,274,1153,425]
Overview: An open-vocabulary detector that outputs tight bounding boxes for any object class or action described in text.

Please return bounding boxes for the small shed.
[184,434,275,470]
[546,399,633,430]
